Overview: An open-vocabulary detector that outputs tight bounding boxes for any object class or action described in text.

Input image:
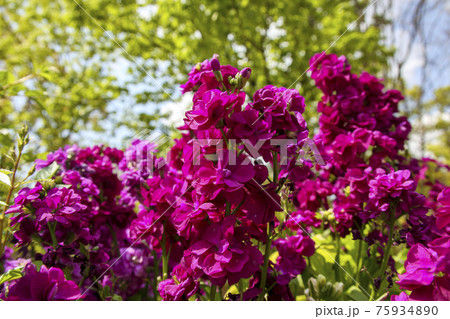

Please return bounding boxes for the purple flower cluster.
[123,55,315,300]
[1,264,83,301]
[2,53,448,301]
[273,235,315,283]
[391,188,450,301]
[2,145,154,300]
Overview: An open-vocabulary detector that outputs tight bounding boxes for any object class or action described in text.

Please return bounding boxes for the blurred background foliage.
[0,0,449,166]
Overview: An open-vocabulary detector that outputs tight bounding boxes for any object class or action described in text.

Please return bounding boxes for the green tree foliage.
[118,0,392,123]
[0,0,166,155]
[0,0,124,151]
[426,86,450,165]
[1,0,392,152]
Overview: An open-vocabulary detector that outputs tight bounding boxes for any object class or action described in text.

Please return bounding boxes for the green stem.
[372,205,397,299]
[225,201,231,216]
[161,224,168,280]
[152,251,159,300]
[272,152,278,185]
[355,239,363,285]
[109,223,119,257]
[210,285,216,301]
[219,127,229,149]
[48,222,58,248]
[378,222,394,278]
[258,222,274,301]
[334,235,341,282]
[238,280,244,301]
[230,199,244,215]
[275,178,287,193]
[0,148,22,256]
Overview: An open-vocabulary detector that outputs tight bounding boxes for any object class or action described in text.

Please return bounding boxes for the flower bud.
[27,163,36,177]
[9,148,17,160]
[240,67,251,80]
[317,274,326,287]
[307,277,320,300]
[41,179,56,190]
[331,282,344,300]
[235,67,251,89]
[210,58,221,71]
[18,125,28,140]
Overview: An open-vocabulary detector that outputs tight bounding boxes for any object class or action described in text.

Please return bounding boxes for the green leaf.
[0,266,25,285]
[346,286,369,301]
[0,169,13,175]
[32,260,43,271]
[33,161,59,181]
[0,201,7,206]
[111,294,123,301]
[0,172,11,187]
[55,184,71,189]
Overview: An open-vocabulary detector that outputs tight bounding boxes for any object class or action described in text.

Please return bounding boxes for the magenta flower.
[367,169,415,212]
[286,210,321,230]
[273,234,315,279]
[193,153,255,202]
[2,264,83,301]
[188,216,263,286]
[158,257,200,301]
[250,85,307,134]
[436,188,450,229]
[184,89,244,131]
[396,240,450,301]
[225,108,274,144]
[397,244,441,290]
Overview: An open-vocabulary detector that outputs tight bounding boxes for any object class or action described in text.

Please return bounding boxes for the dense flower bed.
[0,53,448,301]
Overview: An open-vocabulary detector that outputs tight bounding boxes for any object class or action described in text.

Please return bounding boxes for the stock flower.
[241,180,281,224]
[250,85,307,134]
[396,240,450,301]
[294,179,332,212]
[309,53,351,95]
[1,264,83,301]
[180,56,216,93]
[171,201,215,237]
[184,89,244,131]
[273,234,315,281]
[5,52,449,302]
[128,209,163,248]
[225,108,274,144]
[158,257,200,301]
[188,216,263,286]
[367,169,415,213]
[286,210,321,230]
[330,128,372,169]
[180,55,240,98]
[34,188,87,226]
[193,153,255,203]
[436,188,450,229]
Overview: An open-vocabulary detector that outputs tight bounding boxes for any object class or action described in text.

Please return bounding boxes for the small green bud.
[307,277,320,300]
[331,282,344,300]
[317,274,327,287]
[18,125,28,140]
[40,179,56,190]
[9,148,17,160]
[344,185,351,197]
[27,163,36,177]
[53,175,63,184]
